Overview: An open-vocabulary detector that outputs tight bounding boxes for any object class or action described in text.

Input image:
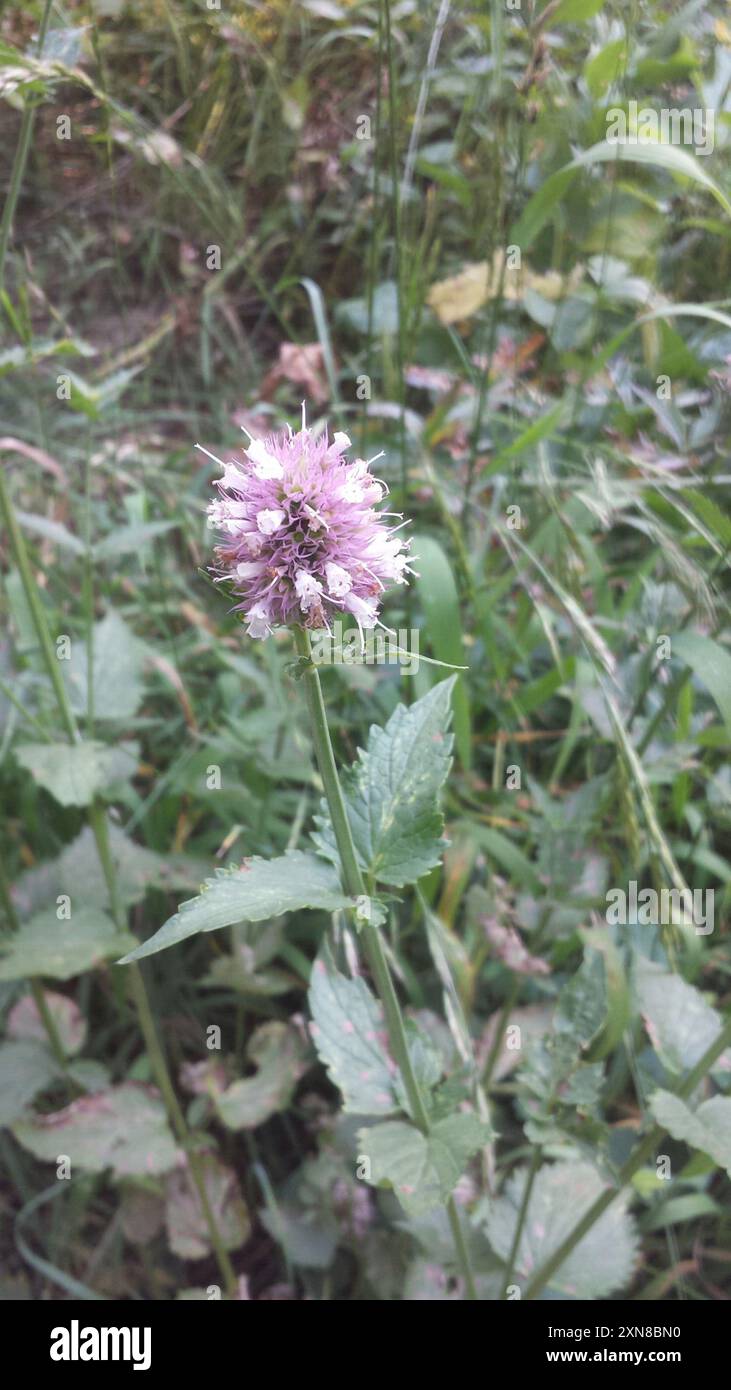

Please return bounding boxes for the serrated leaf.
[314,679,456,887]
[63,611,145,721]
[0,1040,59,1125]
[309,958,398,1115]
[12,1083,179,1176]
[636,959,731,1078]
[649,1091,731,1176]
[15,740,119,807]
[165,1153,251,1259]
[120,852,353,962]
[215,1022,307,1130]
[556,949,607,1048]
[357,1112,490,1217]
[487,1162,639,1299]
[0,906,135,981]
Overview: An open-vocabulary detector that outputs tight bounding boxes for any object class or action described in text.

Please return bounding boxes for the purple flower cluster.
[201,413,412,640]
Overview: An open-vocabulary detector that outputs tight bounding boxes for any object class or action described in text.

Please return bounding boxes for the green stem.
[524,1011,731,1300]
[0,470,80,744]
[501,1145,541,1299]
[1,471,237,1298]
[294,626,477,1299]
[0,856,71,1073]
[0,0,54,289]
[88,800,238,1301]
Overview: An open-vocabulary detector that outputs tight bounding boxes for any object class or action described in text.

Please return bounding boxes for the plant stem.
[1,470,237,1298]
[0,855,72,1073]
[0,0,54,290]
[501,1145,541,1299]
[524,1012,731,1300]
[294,626,477,1299]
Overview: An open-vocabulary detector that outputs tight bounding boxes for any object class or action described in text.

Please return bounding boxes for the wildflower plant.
[120,411,490,1297]
[201,406,412,641]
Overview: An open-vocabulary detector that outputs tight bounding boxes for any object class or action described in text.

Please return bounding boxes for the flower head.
[202,409,413,640]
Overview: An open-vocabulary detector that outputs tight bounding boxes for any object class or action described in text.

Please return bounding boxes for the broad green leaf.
[119,851,353,962]
[650,1091,731,1176]
[12,1083,179,1176]
[513,139,731,249]
[673,633,731,743]
[165,1154,251,1259]
[14,510,85,555]
[556,949,607,1048]
[636,959,731,1079]
[553,0,604,20]
[58,825,209,912]
[7,990,86,1056]
[584,39,627,97]
[0,906,135,981]
[315,680,456,887]
[414,536,471,770]
[15,740,120,808]
[309,957,398,1116]
[572,140,731,215]
[358,1112,490,1217]
[93,520,178,561]
[215,1022,307,1130]
[487,1162,638,1298]
[63,611,145,721]
[0,1041,59,1125]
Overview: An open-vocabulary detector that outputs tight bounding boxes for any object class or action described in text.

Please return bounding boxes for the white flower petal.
[247,439,283,479]
[295,569,324,612]
[257,508,286,535]
[325,562,353,598]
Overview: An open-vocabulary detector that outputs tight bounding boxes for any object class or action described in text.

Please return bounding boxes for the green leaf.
[552,0,604,20]
[673,633,731,743]
[63,611,145,721]
[315,679,456,888]
[12,1083,179,1177]
[308,957,398,1116]
[14,510,85,555]
[0,1041,59,1125]
[584,38,627,97]
[7,989,86,1056]
[119,851,353,963]
[487,1162,639,1298]
[57,825,209,912]
[0,906,135,981]
[556,949,607,1048]
[357,1112,490,1217]
[636,959,731,1079]
[513,139,731,250]
[414,536,471,770]
[15,740,121,808]
[165,1153,251,1259]
[650,1091,731,1176]
[93,521,178,561]
[215,1022,307,1130]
